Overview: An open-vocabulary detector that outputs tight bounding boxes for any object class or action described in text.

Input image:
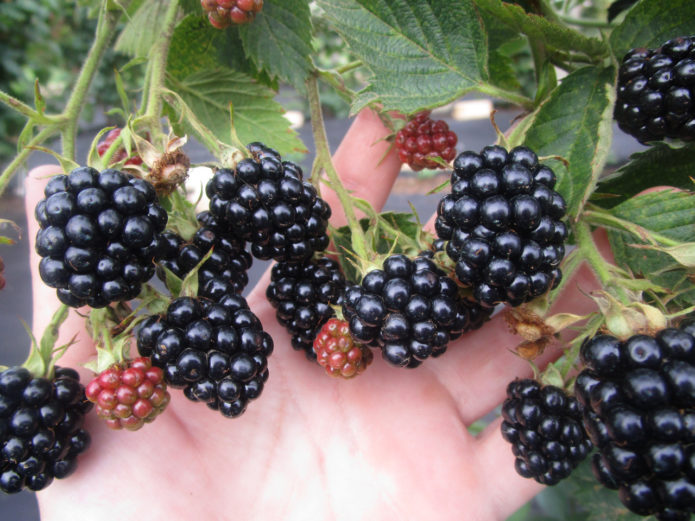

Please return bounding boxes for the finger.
[321,108,402,227]
[25,165,94,376]
[475,417,544,519]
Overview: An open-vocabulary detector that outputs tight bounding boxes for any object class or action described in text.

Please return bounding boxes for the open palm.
[25,110,603,521]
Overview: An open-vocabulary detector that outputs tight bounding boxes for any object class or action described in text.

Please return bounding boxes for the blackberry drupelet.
[394,111,458,171]
[201,0,264,28]
[615,36,695,143]
[501,379,592,485]
[342,252,492,368]
[136,294,273,418]
[575,325,695,519]
[34,167,168,308]
[0,366,92,493]
[206,143,331,263]
[435,145,568,307]
[266,256,346,360]
[158,211,252,297]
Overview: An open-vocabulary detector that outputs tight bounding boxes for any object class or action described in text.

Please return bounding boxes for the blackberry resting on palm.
[266,256,346,360]
[501,379,592,486]
[615,36,695,143]
[0,366,92,493]
[136,294,273,418]
[574,325,695,520]
[435,145,568,308]
[206,143,330,264]
[34,167,168,308]
[158,211,252,297]
[342,252,492,368]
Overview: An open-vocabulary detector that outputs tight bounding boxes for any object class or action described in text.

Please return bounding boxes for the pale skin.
[25,109,611,521]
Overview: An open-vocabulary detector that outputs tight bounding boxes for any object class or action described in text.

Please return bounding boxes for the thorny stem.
[0,126,59,197]
[306,74,368,261]
[0,90,57,124]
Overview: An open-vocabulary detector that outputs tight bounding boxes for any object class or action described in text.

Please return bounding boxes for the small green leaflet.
[316,0,488,114]
[114,0,169,58]
[610,0,695,59]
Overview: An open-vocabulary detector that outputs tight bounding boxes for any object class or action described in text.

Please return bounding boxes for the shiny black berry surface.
[0,367,92,493]
[436,146,567,308]
[35,167,168,308]
[615,36,695,143]
[206,143,331,264]
[575,325,695,519]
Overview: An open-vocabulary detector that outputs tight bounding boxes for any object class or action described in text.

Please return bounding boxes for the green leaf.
[609,0,695,58]
[166,69,306,156]
[316,0,488,114]
[607,190,695,307]
[473,0,608,59]
[594,143,695,208]
[239,0,313,89]
[482,11,524,92]
[522,65,616,219]
[114,0,168,57]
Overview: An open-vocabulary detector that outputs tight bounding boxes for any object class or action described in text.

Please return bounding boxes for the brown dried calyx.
[135,133,190,196]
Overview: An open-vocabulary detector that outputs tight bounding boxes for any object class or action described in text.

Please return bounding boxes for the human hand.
[25,109,607,521]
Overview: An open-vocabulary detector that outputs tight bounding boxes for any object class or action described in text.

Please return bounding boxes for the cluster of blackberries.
[136,295,272,418]
[342,252,492,368]
[394,111,458,171]
[266,257,346,360]
[206,143,330,264]
[615,36,695,143]
[0,367,92,493]
[436,146,567,308]
[501,379,593,486]
[201,0,263,28]
[34,167,168,308]
[158,211,253,297]
[575,323,695,520]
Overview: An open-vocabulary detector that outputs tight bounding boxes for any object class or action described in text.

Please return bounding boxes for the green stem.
[306,74,368,261]
[336,60,362,75]
[476,84,534,110]
[60,3,130,160]
[544,246,584,310]
[558,14,613,29]
[0,126,58,197]
[316,69,355,104]
[0,90,58,124]
[560,313,603,379]
[142,0,180,126]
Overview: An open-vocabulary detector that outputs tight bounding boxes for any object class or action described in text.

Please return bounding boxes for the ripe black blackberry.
[574,325,695,519]
[34,167,168,308]
[266,256,346,360]
[435,146,568,308]
[157,211,252,298]
[342,252,492,368]
[136,294,273,418]
[206,143,330,264]
[0,366,92,493]
[615,36,695,143]
[501,379,592,485]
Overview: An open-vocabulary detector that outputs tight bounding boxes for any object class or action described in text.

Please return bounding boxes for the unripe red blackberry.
[395,111,458,171]
[0,366,92,493]
[501,379,592,485]
[615,36,695,143]
[136,294,273,419]
[34,167,168,308]
[201,0,264,29]
[342,252,492,368]
[575,324,695,519]
[96,128,143,166]
[314,318,373,378]
[158,211,252,298]
[266,256,346,360]
[85,357,170,431]
[206,143,331,264]
[435,145,568,307]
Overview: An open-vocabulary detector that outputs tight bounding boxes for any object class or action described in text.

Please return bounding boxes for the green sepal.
[180,247,215,299]
[161,188,200,241]
[21,304,70,379]
[87,126,117,170]
[540,362,565,389]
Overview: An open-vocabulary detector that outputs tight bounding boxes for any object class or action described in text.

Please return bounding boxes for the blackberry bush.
[206,143,331,264]
[575,325,695,519]
[615,36,695,143]
[136,294,273,419]
[0,366,92,493]
[34,167,168,308]
[435,146,568,308]
[266,256,346,360]
[501,379,592,485]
